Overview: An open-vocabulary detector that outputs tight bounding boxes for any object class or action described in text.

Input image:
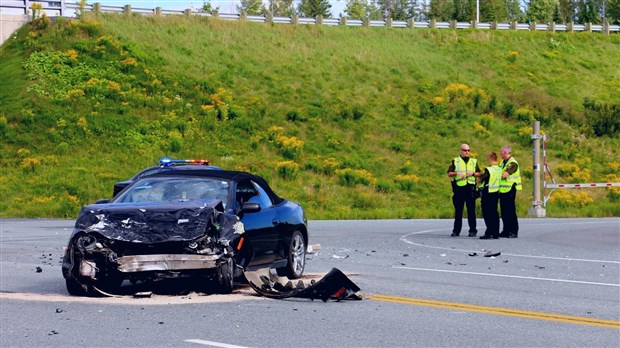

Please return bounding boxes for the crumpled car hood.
[74,200,232,243]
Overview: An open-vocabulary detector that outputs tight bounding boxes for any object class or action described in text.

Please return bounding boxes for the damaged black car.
[62,169,308,296]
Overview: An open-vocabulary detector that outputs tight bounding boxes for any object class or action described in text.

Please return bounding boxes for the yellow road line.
[370,294,620,329]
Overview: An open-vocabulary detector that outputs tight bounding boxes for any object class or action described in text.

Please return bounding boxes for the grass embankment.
[1,13,619,219]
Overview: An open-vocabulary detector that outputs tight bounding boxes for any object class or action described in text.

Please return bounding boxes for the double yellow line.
[370,294,620,329]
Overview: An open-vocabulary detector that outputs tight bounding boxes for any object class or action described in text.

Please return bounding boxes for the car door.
[237,180,280,265]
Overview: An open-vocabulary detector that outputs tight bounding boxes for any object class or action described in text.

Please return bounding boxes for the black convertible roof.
[150,169,284,204]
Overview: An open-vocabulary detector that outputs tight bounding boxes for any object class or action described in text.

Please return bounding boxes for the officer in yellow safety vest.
[477,152,502,239]
[447,144,481,237]
[499,145,522,238]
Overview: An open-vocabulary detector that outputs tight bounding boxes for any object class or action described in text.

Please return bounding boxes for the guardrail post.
[210,9,217,18]
[123,5,131,15]
[240,11,247,21]
[472,20,478,29]
[450,19,457,29]
[316,15,323,25]
[568,21,574,32]
[511,20,518,30]
[340,16,347,26]
[292,15,298,24]
[93,2,101,15]
[585,22,592,32]
[386,17,392,28]
[529,21,536,31]
[155,7,162,16]
[491,21,498,30]
[549,22,555,33]
[528,120,546,217]
[363,17,369,27]
[24,0,30,15]
[603,21,610,35]
[265,13,273,23]
[407,18,414,28]
[430,18,436,28]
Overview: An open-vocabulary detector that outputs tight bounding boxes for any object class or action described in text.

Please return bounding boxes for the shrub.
[336,168,376,187]
[275,135,303,159]
[275,161,299,179]
[395,174,420,191]
[321,157,340,175]
[549,190,593,208]
[21,158,40,173]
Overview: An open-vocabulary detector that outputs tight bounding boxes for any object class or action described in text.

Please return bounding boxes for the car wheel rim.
[291,233,305,276]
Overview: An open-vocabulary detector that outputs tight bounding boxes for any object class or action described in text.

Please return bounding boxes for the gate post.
[528,120,546,217]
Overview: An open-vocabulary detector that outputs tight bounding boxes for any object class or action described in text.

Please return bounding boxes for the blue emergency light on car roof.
[159,157,211,167]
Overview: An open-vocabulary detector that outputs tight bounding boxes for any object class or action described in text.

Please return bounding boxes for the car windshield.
[114,177,230,208]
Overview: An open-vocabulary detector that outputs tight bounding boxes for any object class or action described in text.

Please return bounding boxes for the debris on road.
[35,266,42,273]
[468,252,478,257]
[484,251,501,257]
[245,268,362,302]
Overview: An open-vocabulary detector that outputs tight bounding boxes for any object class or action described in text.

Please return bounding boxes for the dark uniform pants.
[499,186,519,236]
[481,190,500,237]
[452,185,477,235]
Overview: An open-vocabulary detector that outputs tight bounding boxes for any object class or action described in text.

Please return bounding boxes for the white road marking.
[185,339,249,348]
[400,229,620,264]
[393,266,620,287]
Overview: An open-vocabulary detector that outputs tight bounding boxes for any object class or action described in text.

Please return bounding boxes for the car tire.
[217,257,234,294]
[65,278,89,296]
[277,230,306,279]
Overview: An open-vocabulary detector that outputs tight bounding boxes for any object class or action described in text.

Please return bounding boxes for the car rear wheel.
[277,230,306,279]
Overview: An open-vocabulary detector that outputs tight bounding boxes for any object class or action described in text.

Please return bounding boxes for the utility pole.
[529,120,546,217]
[476,0,479,23]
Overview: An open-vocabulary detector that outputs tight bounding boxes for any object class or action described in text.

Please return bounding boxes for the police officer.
[499,145,522,238]
[478,152,502,239]
[447,144,480,237]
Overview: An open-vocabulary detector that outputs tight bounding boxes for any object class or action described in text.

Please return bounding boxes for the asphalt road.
[1,218,619,347]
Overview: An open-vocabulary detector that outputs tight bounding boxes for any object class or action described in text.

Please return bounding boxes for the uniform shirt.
[447,156,481,176]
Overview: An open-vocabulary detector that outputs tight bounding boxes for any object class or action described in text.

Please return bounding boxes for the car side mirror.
[95,199,110,204]
[241,202,261,213]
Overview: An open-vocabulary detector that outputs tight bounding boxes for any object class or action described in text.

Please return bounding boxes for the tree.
[577,0,601,23]
[429,0,453,20]
[480,0,509,22]
[378,0,414,20]
[504,0,524,22]
[452,0,475,21]
[200,1,220,13]
[262,0,296,16]
[527,0,559,23]
[298,0,332,17]
[344,0,369,18]
[343,0,384,19]
[237,0,263,14]
[609,0,620,24]
[556,0,577,23]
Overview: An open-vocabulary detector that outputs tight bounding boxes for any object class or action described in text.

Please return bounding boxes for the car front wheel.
[277,230,306,279]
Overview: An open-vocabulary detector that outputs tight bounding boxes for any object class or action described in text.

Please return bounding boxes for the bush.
[275,161,299,179]
[395,174,420,191]
[336,168,376,187]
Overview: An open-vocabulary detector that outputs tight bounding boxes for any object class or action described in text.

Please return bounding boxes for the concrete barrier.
[1,13,29,45]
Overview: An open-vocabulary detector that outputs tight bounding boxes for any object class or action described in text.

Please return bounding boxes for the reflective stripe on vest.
[487,165,502,193]
[499,157,522,192]
[454,157,477,186]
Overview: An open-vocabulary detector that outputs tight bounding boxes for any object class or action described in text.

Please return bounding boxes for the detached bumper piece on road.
[245,268,362,302]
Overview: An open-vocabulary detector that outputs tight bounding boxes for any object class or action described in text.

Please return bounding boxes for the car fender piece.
[245,267,362,302]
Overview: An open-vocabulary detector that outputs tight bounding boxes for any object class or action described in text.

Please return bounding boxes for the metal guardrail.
[1,0,618,34]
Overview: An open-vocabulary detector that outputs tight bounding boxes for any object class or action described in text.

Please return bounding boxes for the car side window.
[236,180,258,207]
[247,181,273,209]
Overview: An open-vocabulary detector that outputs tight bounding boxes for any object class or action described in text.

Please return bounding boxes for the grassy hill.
[1,13,619,219]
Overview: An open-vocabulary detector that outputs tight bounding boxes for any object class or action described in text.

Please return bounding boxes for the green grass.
[0,13,619,218]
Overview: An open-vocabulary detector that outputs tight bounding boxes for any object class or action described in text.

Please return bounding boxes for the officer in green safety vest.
[499,145,522,238]
[447,144,481,237]
[477,152,502,239]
